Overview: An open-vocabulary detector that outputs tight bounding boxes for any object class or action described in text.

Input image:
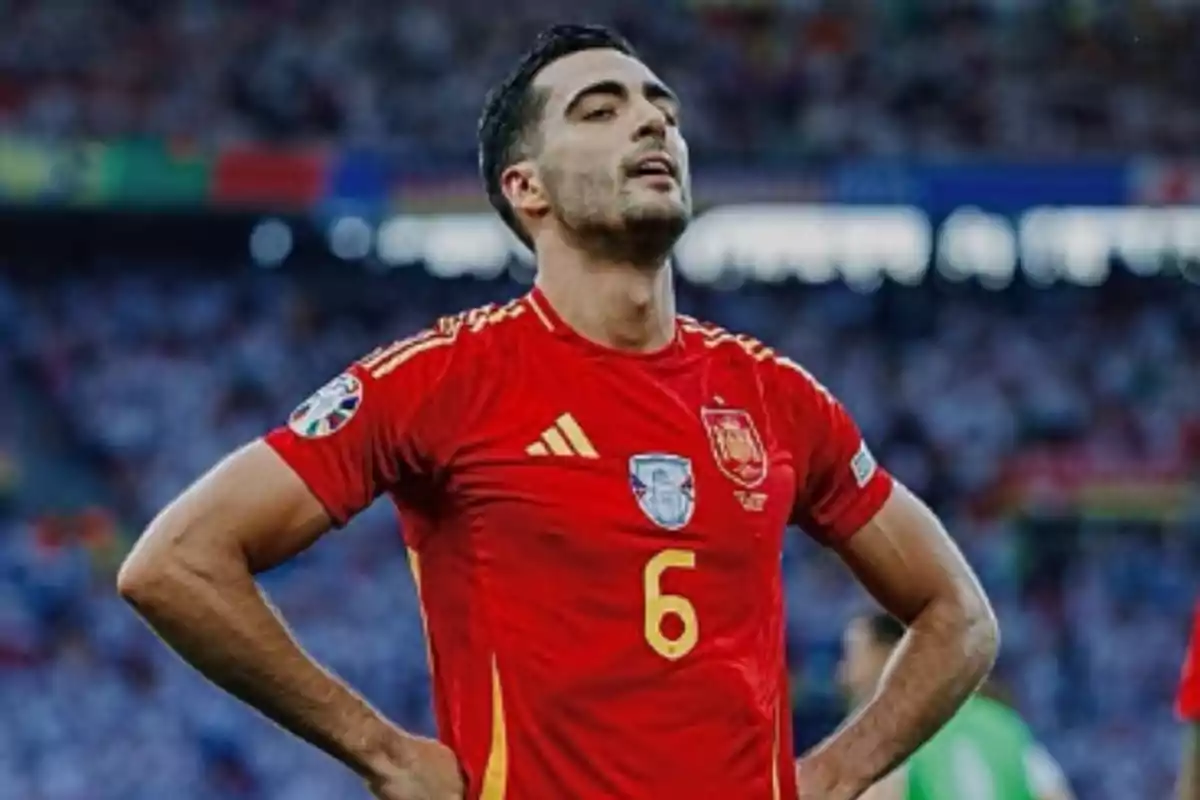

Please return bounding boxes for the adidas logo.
[526,413,598,458]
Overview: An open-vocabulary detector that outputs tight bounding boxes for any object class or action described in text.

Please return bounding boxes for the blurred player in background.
[1178,603,1200,800]
[118,23,998,800]
[840,613,1073,800]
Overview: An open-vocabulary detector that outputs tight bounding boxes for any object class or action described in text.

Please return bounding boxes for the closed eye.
[583,107,617,122]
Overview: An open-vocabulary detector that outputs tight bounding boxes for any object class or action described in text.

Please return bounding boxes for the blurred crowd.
[2,0,1199,158]
[0,268,1196,798]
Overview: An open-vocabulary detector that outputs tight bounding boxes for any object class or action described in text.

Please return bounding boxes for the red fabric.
[1179,603,1200,721]
[266,288,893,798]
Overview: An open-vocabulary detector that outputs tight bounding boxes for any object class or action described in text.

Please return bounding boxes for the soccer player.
[1178,602,1200,800]
[840,613,1073,800]
[117,24,999,800]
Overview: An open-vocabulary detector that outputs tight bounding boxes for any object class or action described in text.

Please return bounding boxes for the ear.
[501,161,550,221]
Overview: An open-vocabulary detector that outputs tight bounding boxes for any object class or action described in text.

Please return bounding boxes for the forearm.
[119,544,395,776]
[1181,723,1200,800]
[804,595,997,797]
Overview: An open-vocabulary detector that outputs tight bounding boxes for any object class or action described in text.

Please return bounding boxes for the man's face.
[837,619,892,708]
[516,48,692,254]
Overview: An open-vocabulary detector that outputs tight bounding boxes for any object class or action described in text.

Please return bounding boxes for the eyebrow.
[563,79,680,117]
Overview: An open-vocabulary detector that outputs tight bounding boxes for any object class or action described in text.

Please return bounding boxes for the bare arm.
[798,483,999,799]
[1181,723,1200,800]
[117,441,409,778]
[857,768,906,800]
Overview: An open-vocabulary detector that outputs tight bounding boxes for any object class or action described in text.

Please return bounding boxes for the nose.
[631,97,668,142]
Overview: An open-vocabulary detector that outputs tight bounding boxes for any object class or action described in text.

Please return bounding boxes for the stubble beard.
[589,185,691,266]
[620,206,688,266]
[549,166,691,266]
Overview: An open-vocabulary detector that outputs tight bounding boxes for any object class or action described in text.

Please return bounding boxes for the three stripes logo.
[526,413,598,459]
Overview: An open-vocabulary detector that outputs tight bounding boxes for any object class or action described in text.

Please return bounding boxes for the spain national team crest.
[701,408,767,488]
[288,373,363,438]
[630,454,696,530]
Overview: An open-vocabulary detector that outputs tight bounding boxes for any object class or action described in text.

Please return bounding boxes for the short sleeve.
[771,355,893,546]
[265,331,459,526]
[1178,604,1200,721]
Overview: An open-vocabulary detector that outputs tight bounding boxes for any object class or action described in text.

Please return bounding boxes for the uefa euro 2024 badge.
[629,454,696,530]
[288,373,363,438]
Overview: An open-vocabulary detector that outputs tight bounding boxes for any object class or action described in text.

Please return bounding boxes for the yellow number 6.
[643,549,698,661]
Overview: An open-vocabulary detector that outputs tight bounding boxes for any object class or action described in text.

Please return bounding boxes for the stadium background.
[1,1,1198,797]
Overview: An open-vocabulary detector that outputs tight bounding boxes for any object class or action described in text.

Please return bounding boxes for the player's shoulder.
[678,314,776,364]
[425,294,537,361]
[355,296,531,382]
[678,314,829,393]
[430,295,534,344]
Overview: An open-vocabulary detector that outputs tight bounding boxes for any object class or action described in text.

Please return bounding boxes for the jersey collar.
[525,285,686,365]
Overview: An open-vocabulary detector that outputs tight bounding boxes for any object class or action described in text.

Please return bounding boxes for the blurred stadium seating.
[1,1,1198,799]
[3,0,1199,157]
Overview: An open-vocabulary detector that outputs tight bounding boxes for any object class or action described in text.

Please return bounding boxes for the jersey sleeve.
[264,330,461,526]
[1179,604,1200,721]
[769,355,893,546]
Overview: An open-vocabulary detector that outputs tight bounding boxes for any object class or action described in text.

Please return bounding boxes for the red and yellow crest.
[701,408,767,488]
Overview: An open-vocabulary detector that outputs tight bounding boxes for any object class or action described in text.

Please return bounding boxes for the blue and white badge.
[288,373,363,438]
[630,454,696,530]
[850,440,877,488]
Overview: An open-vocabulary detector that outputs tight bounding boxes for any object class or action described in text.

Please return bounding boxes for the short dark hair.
[477,24,636,249]
[864,612,906,648]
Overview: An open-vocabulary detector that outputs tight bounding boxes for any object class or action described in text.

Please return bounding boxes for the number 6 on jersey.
[644,549,698,660]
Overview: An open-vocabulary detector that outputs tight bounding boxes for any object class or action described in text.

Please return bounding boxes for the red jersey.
[1179,603,1200,722]
[266,287,893,799]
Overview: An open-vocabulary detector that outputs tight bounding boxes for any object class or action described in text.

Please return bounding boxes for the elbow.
[960,585,1001,677]
[920,578,999,682]
[117,511,248,614]
[116,537,173,609]
[116,519,209,610]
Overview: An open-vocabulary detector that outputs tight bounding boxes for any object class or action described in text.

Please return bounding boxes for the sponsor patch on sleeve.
[850,441,877,488]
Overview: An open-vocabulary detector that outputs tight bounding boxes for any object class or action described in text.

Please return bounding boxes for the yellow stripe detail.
[372,336,455,378]
[771,699,781,800]
[359,341,404,370]
[526,442,549,456]
[541,427,573,456]
[409,549,508,798]
[480,657,509,800]
[360,332,433,370]
[526,292,555,331]
[405,547,435,679]
[555,414,597,458]
[677,317,774,361]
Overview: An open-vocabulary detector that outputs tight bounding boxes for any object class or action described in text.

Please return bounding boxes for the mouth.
[627,153,678,182]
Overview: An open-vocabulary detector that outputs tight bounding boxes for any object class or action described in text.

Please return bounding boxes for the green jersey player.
[838,613,1074,800]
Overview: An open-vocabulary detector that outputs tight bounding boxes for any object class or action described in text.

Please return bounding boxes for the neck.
[534,232,676,353]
